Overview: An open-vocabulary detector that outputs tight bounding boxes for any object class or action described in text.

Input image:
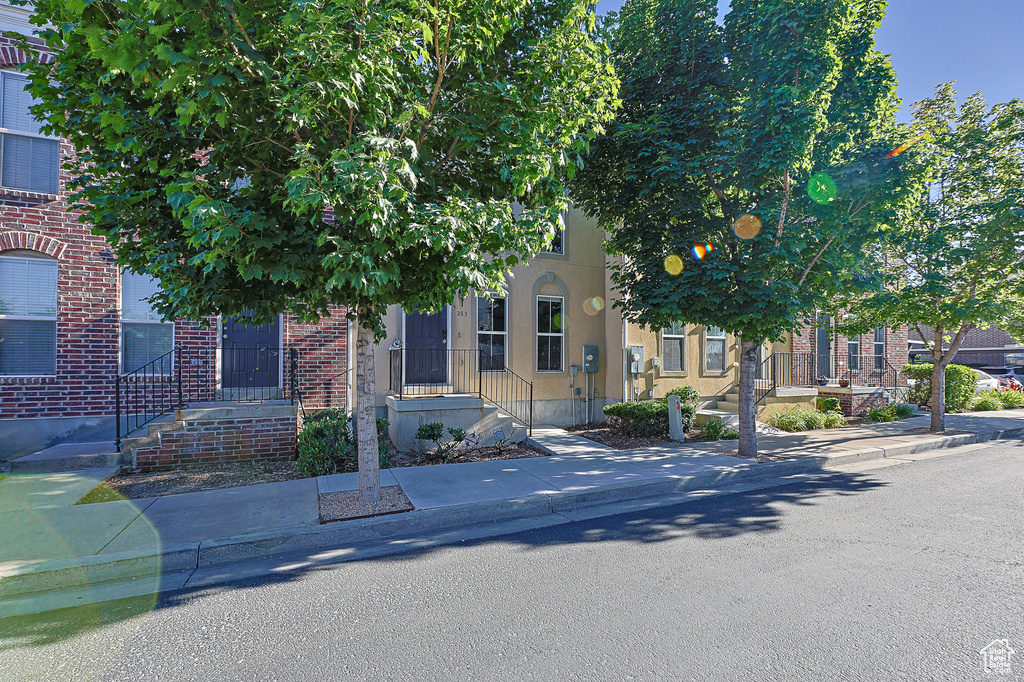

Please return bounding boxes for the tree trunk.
[737,338,760,460]
[355,319,381,503]
[929,359,945,433]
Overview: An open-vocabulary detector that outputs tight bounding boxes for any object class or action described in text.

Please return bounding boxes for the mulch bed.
[389,440,548,466]
[319,485,414,523]
[563,424,710,450]
[77,460,306,503]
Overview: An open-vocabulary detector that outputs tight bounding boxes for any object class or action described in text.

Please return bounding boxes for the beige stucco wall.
[372,206,619,424]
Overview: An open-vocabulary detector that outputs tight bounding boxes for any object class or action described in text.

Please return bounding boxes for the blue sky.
[593,0,1024,121]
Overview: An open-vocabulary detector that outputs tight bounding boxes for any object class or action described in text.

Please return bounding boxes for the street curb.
[3,425,1023,608]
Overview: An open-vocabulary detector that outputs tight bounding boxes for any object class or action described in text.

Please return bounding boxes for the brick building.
[0,8,351,461]
[909,323,1024,367]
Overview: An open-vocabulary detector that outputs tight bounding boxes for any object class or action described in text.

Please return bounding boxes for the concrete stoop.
[712,386,819,421]
[120,401,298,470]
[386,395,526,453]
[9,441,127,475]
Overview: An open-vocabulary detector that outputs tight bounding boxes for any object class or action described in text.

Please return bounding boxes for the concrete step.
[10,442,126,474]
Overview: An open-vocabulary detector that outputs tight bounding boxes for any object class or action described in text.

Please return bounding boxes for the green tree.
[569,0,905,457]
[849,84,1024,432]
[19,0,618,501]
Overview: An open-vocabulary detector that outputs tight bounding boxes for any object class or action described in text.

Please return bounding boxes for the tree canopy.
[20,0,619,499]
[848,83,1024,431]
[568,0,906,456]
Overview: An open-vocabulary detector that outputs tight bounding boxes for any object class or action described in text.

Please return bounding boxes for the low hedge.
[604,400,694,438]
[901,363,977,412]
[297,410,391,476]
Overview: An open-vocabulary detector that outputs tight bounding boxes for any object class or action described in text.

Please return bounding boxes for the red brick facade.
[134,415,297,472]
[0,31,349,456]
[791,314,910,383]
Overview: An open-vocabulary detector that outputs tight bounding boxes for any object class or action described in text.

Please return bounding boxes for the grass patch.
[75,482,124,505]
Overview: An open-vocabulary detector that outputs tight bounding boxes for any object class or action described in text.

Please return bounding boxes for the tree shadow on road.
[0,469,888,651]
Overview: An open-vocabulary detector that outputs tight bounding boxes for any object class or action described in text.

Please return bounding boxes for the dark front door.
[405,307,448,384]
[817,314,832,379]
[222,315,281,389]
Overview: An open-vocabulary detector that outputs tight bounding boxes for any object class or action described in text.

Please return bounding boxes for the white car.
[973,369,1000,394]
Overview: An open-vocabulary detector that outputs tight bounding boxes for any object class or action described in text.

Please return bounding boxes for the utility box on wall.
[629,345,644,374]
[583,345,599,373]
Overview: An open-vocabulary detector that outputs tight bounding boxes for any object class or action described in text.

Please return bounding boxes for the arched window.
[0,250,57,374]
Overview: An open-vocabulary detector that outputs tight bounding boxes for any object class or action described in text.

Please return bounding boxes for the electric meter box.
[583,345,599,373]
[629,345,644,374]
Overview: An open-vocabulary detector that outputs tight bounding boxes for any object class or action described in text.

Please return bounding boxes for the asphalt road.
[4,439,1023,681]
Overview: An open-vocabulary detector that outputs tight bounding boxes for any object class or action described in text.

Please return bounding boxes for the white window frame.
[704,326,727,373]
[120,271,175,374]
[477,294,507,373]
[536,295,564,373]
[874,327,886,370]
[0,251,57,376]
[0,69,60,194]
[661,322,686,372]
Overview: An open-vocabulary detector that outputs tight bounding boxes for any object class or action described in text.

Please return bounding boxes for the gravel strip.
[319,485,414,523]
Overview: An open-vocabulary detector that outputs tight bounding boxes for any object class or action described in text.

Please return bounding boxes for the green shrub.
[901,363,978,412]
[893,403,917,419]
[997,389,1024,409]
[702,420,726,440]
[414,422,467,462]
[973,392,1004,411]
[604,400,694,438]
[663,385,701,410]
[816,396,841,413]
[864,405,897,422]
[767,407,830,432]
[297,408,355,477]
[376,418,393,469]
[822,410,848,429]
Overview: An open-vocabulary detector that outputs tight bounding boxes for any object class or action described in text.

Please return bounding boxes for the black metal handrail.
[115,345,299,451]
[389,347,534,435]
[754,351,907,406]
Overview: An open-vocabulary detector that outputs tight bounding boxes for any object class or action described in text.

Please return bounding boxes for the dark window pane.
[538,299,551,334]
[706,338,725,372]
[122,323,173,372]
[479,335,505,371]
[491,297,506,332]
[477,297,492,332]
[2,73,43,135]
[3,134,58,193]
[537,336,550,371]
[664,337,683,372]
[0,319,55,374]
[548,335,562,371]
[550,300,563,332]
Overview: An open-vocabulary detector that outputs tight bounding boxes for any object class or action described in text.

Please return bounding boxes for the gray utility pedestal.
[668,395,686,441]
[385,395,524,453]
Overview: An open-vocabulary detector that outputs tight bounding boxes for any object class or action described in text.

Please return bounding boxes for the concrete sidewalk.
[2,410,1023,616]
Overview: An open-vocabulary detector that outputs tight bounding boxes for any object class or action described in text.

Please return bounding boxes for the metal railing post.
[290,347,298,405]
[529,382,533,436]
[115,374,122,452]
[175,345,183,409]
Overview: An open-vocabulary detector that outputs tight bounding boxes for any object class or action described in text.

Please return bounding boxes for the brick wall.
[817,388,890,417]
[286,307,350,410]
[911,322,1020,366]
[791,315,909,385]
[133,415,297,472]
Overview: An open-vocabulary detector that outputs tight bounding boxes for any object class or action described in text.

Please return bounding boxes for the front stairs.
[696,386,819,426]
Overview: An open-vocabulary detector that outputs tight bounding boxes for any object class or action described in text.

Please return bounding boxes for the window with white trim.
[0,72,59,194]
[874,327,885,370]
[537,296,564,372]
[705,326,726,373]
[662,322,685,372]
[848,336,860,371]
[121,272,173,372]
[0,251,57,375]
[478,294,507,372]
[540,210,566,255]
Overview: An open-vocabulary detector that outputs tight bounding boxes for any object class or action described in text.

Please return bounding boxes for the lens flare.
[692,243,715,260]
[664,254,684,276]
[888,134,926,158]
[583,296,606,316]
[807,172,838,205]
[732,214,762,240]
